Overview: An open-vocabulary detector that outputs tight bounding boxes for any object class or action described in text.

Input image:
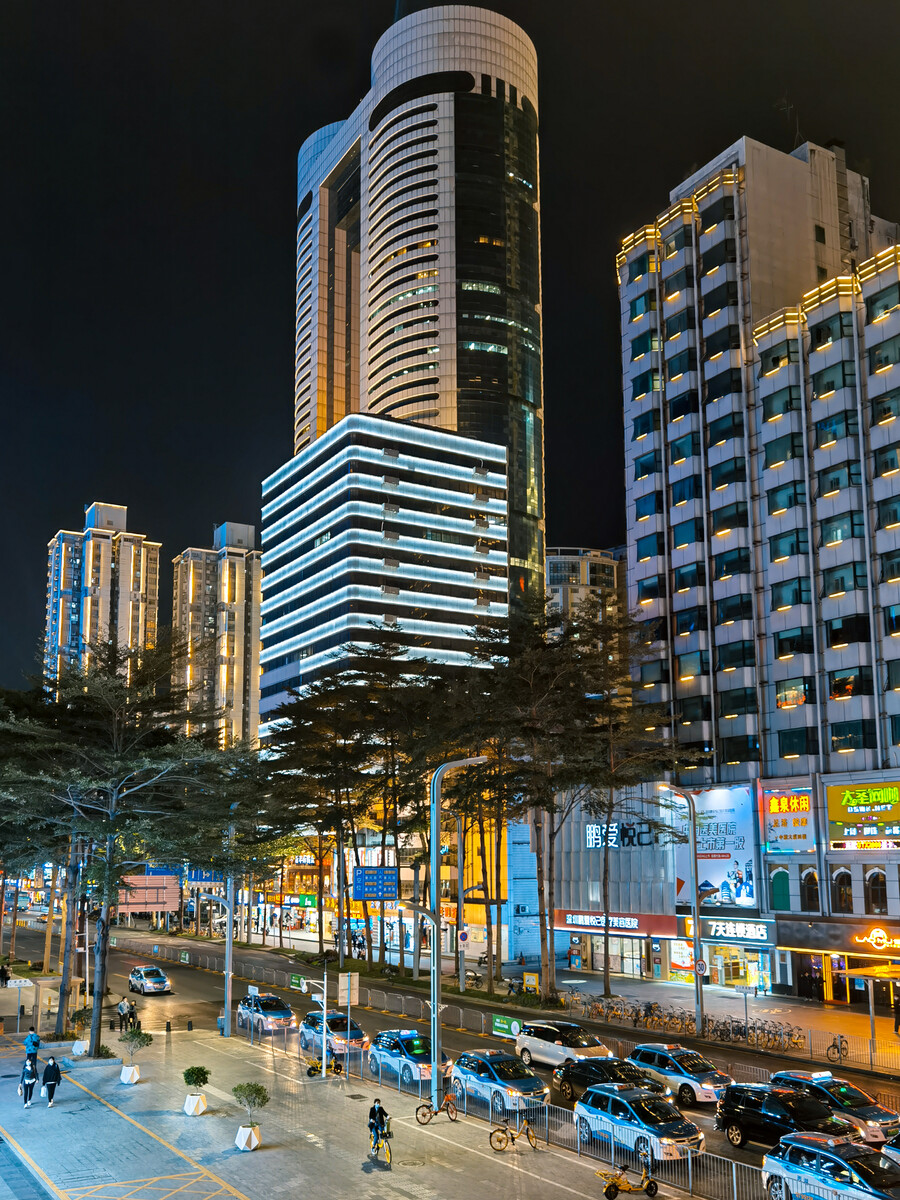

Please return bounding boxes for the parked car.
[770,1072,900,1146]
[716,1083,860,1148]
[236,992,297,1034]
[574,1083,704,1161]
[128,965,171,995]
[515,1021,612,1067]
[627,1044,733,1106]
[451,1049,549,1117]
[368,1029,451,1083]
[552,1057,673,1104]
[299,1010,369,1054]
[763,1132,900,1200]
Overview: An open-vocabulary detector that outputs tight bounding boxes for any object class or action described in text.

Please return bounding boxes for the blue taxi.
[763,1132,900,1200]
[574,1083,704,1162]
[450,1049,549,1117]
[770,1072,900,1146]
[367,1029,451,1083]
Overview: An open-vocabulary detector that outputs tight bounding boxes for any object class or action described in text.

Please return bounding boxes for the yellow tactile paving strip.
[66,1172,245,1200]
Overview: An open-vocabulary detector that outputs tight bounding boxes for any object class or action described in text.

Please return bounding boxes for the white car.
[128,965,171,994]
[367,1029,451,1083]
[627,1044,732,1106]
[516,1020,612,1067]
[574,1084,704,1162]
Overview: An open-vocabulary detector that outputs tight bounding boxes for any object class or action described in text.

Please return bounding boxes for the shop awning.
[831,964,900,980]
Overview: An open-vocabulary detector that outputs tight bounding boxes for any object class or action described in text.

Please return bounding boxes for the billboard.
[760,785,816,853]
[674,786,757,909]
[826,780,900,849]
[117,874,181,914]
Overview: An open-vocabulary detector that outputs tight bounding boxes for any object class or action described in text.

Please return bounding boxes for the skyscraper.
[172,522,261,746]
[619,137,900,782]
[44,502,160,680]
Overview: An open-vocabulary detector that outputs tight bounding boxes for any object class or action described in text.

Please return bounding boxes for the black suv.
[716,1083,860,1148]
[551,1057,672,1104]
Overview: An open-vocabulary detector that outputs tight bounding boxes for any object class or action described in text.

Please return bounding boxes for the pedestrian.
[117,995,130,1032]
[893,992,900,1035]
[24,1027,40,1065]
[0,963,9,987]
[128,1001,138,1030]
[18,1058,38,1108]
[42,1056,61,1108]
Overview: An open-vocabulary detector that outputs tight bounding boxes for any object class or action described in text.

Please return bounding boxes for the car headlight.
[543,1087,550,1095]
[665,1088,673,1097]
[660,1138,675,1145]
[867,1121,880,1128]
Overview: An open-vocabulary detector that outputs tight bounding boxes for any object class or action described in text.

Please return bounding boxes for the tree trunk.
[602,792,613,998]
[88,905,109,1056]
[533,812,550,1001]
[316,836,325,955]
[493,807,503,980]
[476,805,494,997]
[0,872,6,958]
[547,808,557,994]
[8,879,20,962]
[178,876,186,933]
[278,858,285,949]
[55,837,79,1036]
[42,864,59,971]
[412,861,422,979]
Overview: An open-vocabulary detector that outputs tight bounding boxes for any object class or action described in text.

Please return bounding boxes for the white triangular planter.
[120,1065,140,1085]
[235,1123,260,1151]
[184,1093,207,1116]
[71,1040,88,1057]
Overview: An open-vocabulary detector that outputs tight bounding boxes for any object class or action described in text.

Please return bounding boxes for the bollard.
[187,1019,193,1031]
[109,1019,115,1031]
[137,1020,141,1031]
[166,1020,171,1033]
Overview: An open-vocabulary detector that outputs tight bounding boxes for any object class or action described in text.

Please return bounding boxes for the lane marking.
[0,1123,69,1200]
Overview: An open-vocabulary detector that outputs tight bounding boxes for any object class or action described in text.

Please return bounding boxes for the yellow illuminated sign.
[854,927,900,953]
[827,781,900,848]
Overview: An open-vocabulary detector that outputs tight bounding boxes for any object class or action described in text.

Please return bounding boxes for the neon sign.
[854,927,900,953]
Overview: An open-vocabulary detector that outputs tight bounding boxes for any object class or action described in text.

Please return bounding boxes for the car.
[515,1021,613,1067]
[552,1057,673,1104]
[763,1132,900,1200]
[236,992,297,1034]
[574,1083,704,1161]
[716,1083,861,1149]
[299,1010,369,1055]
[770,1072,900,1146]
[451,1049,549,1118]
[128,965,171,995]
[627,1044,733,1106]
[368,1029,451,1084]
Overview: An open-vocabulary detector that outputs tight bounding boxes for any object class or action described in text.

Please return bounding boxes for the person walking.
[117,996,130,1032]
[893,992,900,1035]
[128,1001,138,1030]
[42,1057,61,1107]
[18,1058,38,1108]
[24,1027,40,1065]
[0,964,9,987]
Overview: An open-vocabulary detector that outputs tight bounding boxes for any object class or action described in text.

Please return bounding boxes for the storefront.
[777,919,900,1007]
[554,910,677,979]
[675,916,775,990]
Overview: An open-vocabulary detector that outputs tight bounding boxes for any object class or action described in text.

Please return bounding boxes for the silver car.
[128,965,171,995]
[516,1021,613,1067]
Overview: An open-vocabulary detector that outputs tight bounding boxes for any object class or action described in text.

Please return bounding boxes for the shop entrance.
[590,934,643,977]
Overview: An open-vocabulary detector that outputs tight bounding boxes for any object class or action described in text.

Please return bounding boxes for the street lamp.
[199,890,234,1036]
[298,972,329,1078]
[659,784,705,1036]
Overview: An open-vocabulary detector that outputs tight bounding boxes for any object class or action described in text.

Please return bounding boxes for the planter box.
[235,1123,260,1151]
[120,1065,140,1085]
[184,1093,207,1116]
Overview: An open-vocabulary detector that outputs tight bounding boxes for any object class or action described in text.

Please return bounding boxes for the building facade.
[619,137,900,783]
[44,502,160,680]
[259,414,508,735]
[290,4,544,609]
[172,522,261,746]
[545,546,622,617]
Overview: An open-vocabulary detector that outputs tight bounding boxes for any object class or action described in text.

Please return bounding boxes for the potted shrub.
[231,1082,269,1151]
[118,1029,153,1084]
[183,1066,210,1115]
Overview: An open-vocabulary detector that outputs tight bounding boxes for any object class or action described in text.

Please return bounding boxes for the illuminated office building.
[172,522,261,746]
[44,502,160,680]
[545,546,623,618]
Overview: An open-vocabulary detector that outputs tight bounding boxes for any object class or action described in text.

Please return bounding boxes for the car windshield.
[632,1098,682,1125]
[258,997,288,1012]
[400,1037,430,1059]
[327,1016,363,1036]
[846,1153,900,1188]
[491,1059,534,1081]
[561,1029,604,1048]
[779,1095,832,1119]
[143,969,166,979]
[823,1082,875,1109]
[610,1064,647,1085]
[672,1053,716,1074]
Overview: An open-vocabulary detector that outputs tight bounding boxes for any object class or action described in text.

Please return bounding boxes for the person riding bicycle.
[368,1098,389,1150]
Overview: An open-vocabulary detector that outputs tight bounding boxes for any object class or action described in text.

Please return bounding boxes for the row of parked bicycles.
[560,991,819,1055]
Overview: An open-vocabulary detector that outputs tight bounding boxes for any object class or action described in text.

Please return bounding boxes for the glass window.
[710,501,747,535]
[630,292,656,322]
[640,659,668,686]
[665,309,691,340]
[667,348,696,380]
[814,224,827,245]
[818,460,860,497]
[702,278,738,317]
[769,528,809,561]
[702,238,737,276]
[664,267,693,299]
[765,431,804,468]
[800,867,820,913]
[671,475,702,507]
[774,626,813,658]
[669,391,699,420]
[699,195,734,229]
[705,368,743,404]
[831,868,853,914]
[882,549,900,583]
[679,695,711,723]
[628,251,655,283]
[822,561,867,596]
[663,226,690,259]
[809,311,853,350]
[811,360,856,399]
[715,593,752,625]
[875,442,900,477]
[771,577,811,610]
[674,606,704,636]
[718,687,756,717]
[714,546,750,579]
[670,432,700,464]
[635,490,662,521]
[763,385,801,422]
[815,409,857,449]
[820,511,865,546]
[869,335,900,375]
[878,497,900,530]
[873,390,900,427]
[673,562,704,591]
[710,457,745,490]
[705,325,740,360]
[720,735,759,764]
[634,449,662,480]
[636,575,662,604]
[864,866,888,913]
[778,727,817,759]
[717,639,754,671]
[775,677,815,709]
[707,410,743,446]
[676,650,708,680]
[758,339,799,376]
[767,480,806,515]
[630,329,658,361]
[832,720,877,754]
[672,517,702,549]
[888,659,900,690]
[866,281,900,323]
[829,666,873,699]
[892,715,900,745]
[631,369,660,400]
[632,410,660,440]
[636,532,665,561]
[827,613,870,647]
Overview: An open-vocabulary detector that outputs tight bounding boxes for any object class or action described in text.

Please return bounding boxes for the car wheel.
[726,1122,746,1148]
[452,1080,465,1105]
[368,1054,380,1077]
[237,1012,245,1029]
[678,1084,696,1107]
[300,1033,308,1050]
[767,1179,789,1200]
[520,1048,533,1066]
[635,1136,653,1162]
[490,1091,505,1119]
[140,985,146,996]
[560,1080,574,1102]
[578,1117,592,1144]
[400,1064,414,1086]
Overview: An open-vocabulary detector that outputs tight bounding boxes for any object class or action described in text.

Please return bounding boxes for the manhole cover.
[348,1093,366,1100]
[397,1160,425,1167]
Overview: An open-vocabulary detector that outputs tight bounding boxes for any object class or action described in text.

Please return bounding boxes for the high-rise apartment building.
[172,522,261,746]
[546,546,622,617]
[619,137,900,782]
[44,502,160,680]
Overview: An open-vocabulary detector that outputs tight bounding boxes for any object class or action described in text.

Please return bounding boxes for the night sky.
[3,1,899,687]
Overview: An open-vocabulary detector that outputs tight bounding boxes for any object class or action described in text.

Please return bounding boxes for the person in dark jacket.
[19,1058,38,1107]
[368,1098,389,1152]
[893,993,900,1034]
[24,1028,40,1064]
[0,964,9,987]
[42,1057,61,1107]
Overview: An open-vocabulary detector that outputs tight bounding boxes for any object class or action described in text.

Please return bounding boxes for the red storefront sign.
[553,910,677,937]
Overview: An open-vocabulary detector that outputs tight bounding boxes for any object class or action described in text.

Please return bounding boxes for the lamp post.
[659,784,705,1036]
[298,972,329,1078]
[200,890,234,1035]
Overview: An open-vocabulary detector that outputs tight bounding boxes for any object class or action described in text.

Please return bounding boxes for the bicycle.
[416,1093,458,1125]
[370,1119,392,1165]
[827,1034,849,1063]
[489,1116,537,1152]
